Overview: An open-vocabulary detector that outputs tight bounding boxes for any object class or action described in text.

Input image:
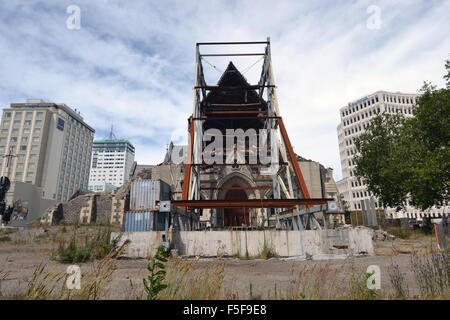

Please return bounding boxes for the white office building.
[336,91,448,220]
[88,139,135,190]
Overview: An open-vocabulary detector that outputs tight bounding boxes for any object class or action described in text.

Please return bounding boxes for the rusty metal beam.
[181,118,195,209]
[200,186,273,191]
[201,53,265,57]
[207,103,262,107]
[197,41,269,45]
[278,117,311,199]
[194,85,275,90]
[167,198,332,209]
[192,116,279,120]
[204,111,267,115]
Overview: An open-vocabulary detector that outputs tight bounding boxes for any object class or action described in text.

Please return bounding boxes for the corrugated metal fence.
[130,180,171,211]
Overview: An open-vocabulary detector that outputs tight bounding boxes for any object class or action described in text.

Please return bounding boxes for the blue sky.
[0,0,449,181]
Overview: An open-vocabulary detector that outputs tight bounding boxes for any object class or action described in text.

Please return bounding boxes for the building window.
[15,112,22,118]
[32,137,40,143]
[13,120,20,126]
[24,120,31,126]
[21,137,28,143]
[26,172,34,177]
[31,145,38,151]
[10,137,17,143]
[20,145,27,151]
[23,128,30,134]
[15,172,22,178]
[17,163,24,169]
[26,112,33,118]
[35,120,42,126]
[34,128,41,134]
[5,112,11,118]
[3,121,10,126]
[37,112,43,117]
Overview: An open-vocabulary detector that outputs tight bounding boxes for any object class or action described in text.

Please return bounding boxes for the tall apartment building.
[336,91,448,219]
[88,139,135,191]
[0,99,95,202]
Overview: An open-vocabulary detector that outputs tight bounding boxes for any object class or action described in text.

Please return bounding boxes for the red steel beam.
[200,186,273,191]
[194,85,275,90]
[207,103,262,107]
[197,41,269,45]
[192,116,279,120]
[168,198,332,209]
[204,111,267,115]
[200,53,265,57]
[278,117,311,200]
[181,118,195,210]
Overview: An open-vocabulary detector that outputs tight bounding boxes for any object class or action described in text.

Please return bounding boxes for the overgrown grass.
[260,243,276,260]
[388,262,409,299]
[25,252,120,300]
[56,228,128,264]
[0,235,11,242]
[410,250,449,298]
[387,227,413,239]
[156,258,226,300]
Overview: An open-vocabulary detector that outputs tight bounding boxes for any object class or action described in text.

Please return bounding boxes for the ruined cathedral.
[131,62,340,229]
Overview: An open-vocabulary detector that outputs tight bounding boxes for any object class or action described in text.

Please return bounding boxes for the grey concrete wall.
[6,181,58,224]
[112,227,374,258]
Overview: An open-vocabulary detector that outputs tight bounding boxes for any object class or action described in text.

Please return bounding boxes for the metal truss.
[181,38,331,230]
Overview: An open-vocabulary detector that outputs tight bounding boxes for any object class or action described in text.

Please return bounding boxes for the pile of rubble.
[336,225,396,241]
[372,229,396,241]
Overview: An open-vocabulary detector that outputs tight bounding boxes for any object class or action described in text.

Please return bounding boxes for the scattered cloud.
[0,0,449,181]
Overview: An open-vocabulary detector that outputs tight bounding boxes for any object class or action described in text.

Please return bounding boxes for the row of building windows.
[383,95,416,105]
[342,107,380,127]
[14,171,35,178]
[1,128,41,135]
[3,119,43,127]
[342,96,379,117]
[1,136,40,143]
[346,148,357,156]
[353,202,380,209]
[0,145,39,152]
[342,95,417,118]
[4,111,44,119]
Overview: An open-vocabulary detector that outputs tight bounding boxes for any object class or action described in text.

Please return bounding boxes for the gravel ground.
[0,226,440,299]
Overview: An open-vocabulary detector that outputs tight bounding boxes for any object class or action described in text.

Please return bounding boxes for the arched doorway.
[224,187,250,227]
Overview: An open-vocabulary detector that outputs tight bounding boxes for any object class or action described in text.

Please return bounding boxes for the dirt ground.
[0,225,441,299]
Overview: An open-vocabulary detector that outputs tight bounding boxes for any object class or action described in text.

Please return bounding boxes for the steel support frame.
[181,38,325,230]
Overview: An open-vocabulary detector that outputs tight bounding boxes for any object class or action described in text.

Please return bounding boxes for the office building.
[336,91,447,219]
[88,139,135,190]
[0,99,95,202]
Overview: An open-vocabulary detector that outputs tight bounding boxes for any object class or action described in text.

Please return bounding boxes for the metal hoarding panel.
[124,211,154,232]
[130,180,171,211]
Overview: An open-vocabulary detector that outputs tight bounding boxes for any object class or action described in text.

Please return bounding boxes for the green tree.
[354,57,450,211]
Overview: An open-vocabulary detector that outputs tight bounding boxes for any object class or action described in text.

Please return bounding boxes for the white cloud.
[0,0,449,181]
